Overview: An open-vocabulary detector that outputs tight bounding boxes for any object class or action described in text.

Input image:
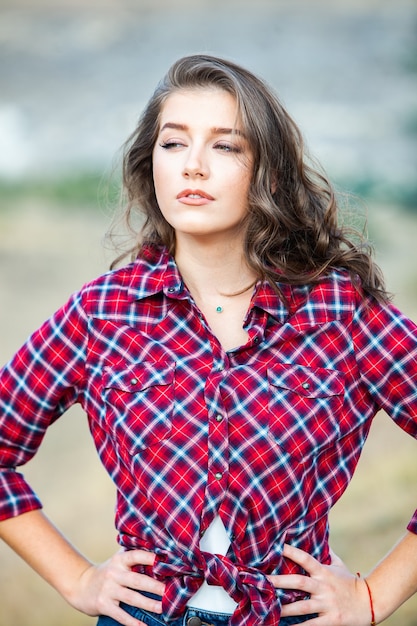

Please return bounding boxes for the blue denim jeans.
[96,596,317,626]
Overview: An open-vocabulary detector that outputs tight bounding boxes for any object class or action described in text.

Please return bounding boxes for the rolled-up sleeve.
[353,296,417,533]
[0,290,88,520]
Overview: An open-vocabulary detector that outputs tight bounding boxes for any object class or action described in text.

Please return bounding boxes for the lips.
[176,189,215,201]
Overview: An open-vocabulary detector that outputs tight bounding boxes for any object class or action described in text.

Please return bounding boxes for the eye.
[159,140,186,150]
[214,142,242,154]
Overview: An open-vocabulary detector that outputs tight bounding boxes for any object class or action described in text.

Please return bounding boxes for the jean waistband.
[95,590,318,626]
[97,602,316,626]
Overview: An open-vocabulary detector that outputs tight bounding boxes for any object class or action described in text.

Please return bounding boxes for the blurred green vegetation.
[0,171,121,212]
[338,177,417,213]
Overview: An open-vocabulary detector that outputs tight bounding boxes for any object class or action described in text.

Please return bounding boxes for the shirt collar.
[252,278,318,326]
[127,245,185,302]
[126,244,310,325]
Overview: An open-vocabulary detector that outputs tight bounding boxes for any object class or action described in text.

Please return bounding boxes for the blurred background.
[0,0,416,624]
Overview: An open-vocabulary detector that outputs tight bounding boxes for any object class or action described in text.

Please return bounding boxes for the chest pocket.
[102,360,175,453]
[268,364,345,461]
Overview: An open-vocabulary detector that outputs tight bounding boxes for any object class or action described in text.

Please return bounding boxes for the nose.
[182,145,209,178]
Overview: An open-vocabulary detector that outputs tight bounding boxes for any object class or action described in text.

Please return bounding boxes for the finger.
[120,571,165,596]
[283,544,322,575]
[120,549,157,568]
[280,598,319,618]
[268,573,317,594]
[116,550,165,595]
[281,611,322,626]
[104,602,149,626]
[118,587,163,614]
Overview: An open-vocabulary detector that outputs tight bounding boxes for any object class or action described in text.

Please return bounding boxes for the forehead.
[158,88,242,130]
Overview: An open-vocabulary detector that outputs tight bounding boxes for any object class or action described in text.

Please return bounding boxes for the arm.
[0,509,165,626]
[269,533,417,625]
[367,531,417,622]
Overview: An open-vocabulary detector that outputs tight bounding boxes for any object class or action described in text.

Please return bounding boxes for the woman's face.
[152,88,254,246]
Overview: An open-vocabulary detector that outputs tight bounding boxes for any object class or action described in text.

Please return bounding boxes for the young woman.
[0,54,416,626]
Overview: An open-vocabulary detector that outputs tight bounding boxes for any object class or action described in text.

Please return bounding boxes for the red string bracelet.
[357,572,376,626]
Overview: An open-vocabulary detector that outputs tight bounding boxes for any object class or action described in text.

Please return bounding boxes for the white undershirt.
[187,515,238,613]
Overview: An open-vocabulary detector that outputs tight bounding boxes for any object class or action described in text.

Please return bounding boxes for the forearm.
[366,531,417,623]
[0,508,165,624]
[0,509,92,604]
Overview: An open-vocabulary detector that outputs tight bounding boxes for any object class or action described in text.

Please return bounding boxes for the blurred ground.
[1,0,417,624]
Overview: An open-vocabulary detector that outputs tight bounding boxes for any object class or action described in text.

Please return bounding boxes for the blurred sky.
[0,0,416,189]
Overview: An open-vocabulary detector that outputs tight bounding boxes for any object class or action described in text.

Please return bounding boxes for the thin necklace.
[214,281,257,314]
[182,276,256,316]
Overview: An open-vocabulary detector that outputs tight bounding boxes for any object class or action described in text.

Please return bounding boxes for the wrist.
[357,573,376,626]
[61,560,96,612]
[49,550,94,604]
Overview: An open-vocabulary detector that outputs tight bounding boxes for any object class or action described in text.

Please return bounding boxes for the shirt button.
[302,382,310,389]
[187,618,203,626]
[167,287,176,293]
[215,414,223,422]
[130,378,138,385]
[214,472,223,480]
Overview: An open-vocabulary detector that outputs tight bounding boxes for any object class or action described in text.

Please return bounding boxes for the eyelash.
[159,141,242,154]
[160,141,184,150]
[215,142,242,154]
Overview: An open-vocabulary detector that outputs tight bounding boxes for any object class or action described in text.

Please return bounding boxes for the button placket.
[203,370,229,510]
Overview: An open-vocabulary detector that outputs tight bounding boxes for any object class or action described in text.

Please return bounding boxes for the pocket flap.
[268,364,344,399]
[103,360,175,392]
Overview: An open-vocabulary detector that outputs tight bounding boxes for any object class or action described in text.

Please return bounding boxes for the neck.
[174,236,257,299]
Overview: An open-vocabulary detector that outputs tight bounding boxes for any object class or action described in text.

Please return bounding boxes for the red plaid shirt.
[1,245,417,625]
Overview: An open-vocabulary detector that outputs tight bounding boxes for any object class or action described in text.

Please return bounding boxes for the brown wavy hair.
[110,54,389,303]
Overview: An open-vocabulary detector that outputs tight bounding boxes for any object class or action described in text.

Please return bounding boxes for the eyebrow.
[160,122,246,137]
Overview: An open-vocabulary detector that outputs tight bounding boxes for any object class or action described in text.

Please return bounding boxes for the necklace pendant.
[216,306,223,313]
